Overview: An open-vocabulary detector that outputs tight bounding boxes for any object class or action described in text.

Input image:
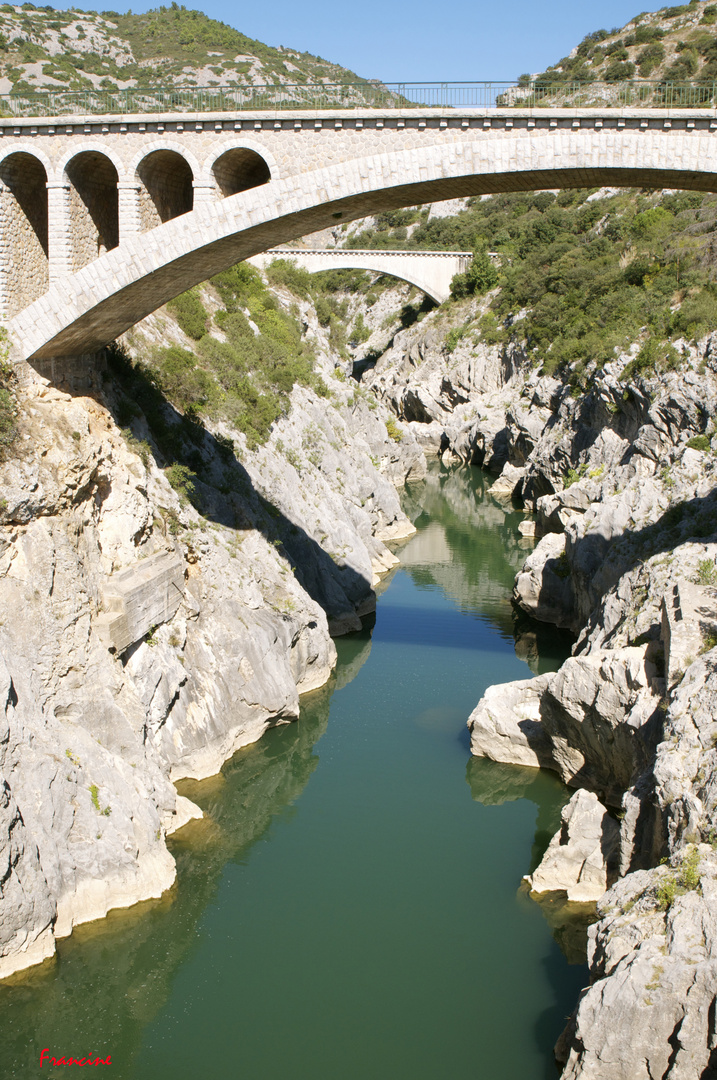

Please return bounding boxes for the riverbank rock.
[513,533,576,629]
[468,674,554,769]
[557,851,717,1080]
[554,654,717,1079]
[525,789,619,902]
[489,462,525,500]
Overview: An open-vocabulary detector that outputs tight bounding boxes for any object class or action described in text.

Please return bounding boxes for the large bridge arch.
[55,142,126,186]
[10,128,717,363]
[63,150,120,270]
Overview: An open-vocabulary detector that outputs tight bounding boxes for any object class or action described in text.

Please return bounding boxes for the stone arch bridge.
[248,248,474,304]
[3,104,717,365]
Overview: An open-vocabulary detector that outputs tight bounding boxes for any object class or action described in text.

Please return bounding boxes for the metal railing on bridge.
[2,80,717,117]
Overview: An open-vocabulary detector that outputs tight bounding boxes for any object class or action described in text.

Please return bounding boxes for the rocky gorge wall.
[0,273,426,981]
[361,294,717,1078]
[6,209,717,1075]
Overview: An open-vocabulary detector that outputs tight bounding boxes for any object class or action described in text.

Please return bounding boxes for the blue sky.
[63,0,666,82]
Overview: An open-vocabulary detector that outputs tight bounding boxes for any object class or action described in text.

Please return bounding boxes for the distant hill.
[531,0,717,86]
[0,3,370,96]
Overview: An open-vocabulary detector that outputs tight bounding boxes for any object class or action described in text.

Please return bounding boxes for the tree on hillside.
[450,243,498,299]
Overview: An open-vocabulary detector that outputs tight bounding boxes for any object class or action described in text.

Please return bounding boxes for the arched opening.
[212,148,271,197]
[65,151,119,272]
[137,150,193,231]
[0,152,49,316]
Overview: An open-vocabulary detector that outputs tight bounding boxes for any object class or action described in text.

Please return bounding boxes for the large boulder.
[525,789,619,902]
[468,674,554,769]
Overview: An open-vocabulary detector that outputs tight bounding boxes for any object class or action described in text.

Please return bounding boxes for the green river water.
[1,465,588,1080]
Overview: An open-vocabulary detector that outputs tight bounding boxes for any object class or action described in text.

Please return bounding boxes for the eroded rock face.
[379,316,717,1076]
[513,532,576,630]
[0,320,423,979]
[468,674,553,769]
[558,853,717,1080]
[469,645,661,807]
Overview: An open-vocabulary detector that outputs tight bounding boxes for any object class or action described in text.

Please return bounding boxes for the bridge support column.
[192,180,217,207]
[118,181,141,240]
[0,182,9,321]
[46,181,72,285]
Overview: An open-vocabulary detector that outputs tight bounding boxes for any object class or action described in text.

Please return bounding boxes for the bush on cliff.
[144,267,324,448]
[167,288,209,340]
[393,185,717,380]
[0,332,17,460]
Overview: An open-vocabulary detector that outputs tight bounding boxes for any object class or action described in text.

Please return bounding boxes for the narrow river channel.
[1,465,588,1080]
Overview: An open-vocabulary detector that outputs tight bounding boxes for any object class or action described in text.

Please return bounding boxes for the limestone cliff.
[0,271,424,979]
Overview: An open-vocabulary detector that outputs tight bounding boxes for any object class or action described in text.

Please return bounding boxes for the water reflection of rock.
[401,466,574,673]
[0,646,372,1079]
[517,883,596,966]
[466,757,594,965]
[466,755,547,807]
[512,610,576,677]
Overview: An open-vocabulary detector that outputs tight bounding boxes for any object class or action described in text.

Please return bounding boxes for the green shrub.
[631,207,674,242]
[167,288,208,340]
[211,262,265,312]
[445,327,465,353]
[621,338,680,382]
[349,313,370,346]
[633,24,665,43]
[656,846,702,910]
[696,558,717,585]
[687,434,711,452]
[121,428,152,466]
[165,462,197,501]
[313,268,372,294]
[0,382,16,460]
[604,60,636,81]
[153,346,216,413]
[478,311,507,346]
[655,873,677,911]
[564,465,586,488]
[669,289,717,343]
[265,257,314,300]
[450,244,498,299]
[681,848,701,890]
[385,416,402,443]
[637,43,665,76]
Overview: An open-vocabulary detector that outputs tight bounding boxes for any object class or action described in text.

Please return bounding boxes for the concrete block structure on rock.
[95,551,184,654]
[661,578,717,687]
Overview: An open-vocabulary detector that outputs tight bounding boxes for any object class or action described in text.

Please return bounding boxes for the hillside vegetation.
[0,3,367,96]
[335,186,717,392]
[532,0,717,85]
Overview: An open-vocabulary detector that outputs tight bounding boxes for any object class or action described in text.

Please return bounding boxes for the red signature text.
[40,1049,111,1067]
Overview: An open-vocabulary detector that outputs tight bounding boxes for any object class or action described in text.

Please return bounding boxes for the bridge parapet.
[2,80,717,116]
